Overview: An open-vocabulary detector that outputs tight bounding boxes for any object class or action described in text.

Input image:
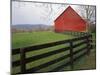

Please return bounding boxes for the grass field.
[12,31,74,49]
[12,31,75,73]
[12,31,96,73]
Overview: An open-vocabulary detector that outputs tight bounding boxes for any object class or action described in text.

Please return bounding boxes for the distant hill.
[12,24,52,30]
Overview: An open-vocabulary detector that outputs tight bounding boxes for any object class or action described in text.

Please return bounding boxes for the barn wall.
[54,6,87,32]
[54,15,64,32]
[63,7,86,32]
[63,16,86,31]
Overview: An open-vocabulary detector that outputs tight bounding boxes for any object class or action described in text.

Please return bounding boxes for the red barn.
[54,6,87,32]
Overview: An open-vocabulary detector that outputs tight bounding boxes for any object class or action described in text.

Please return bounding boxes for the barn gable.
[54,6,87,32]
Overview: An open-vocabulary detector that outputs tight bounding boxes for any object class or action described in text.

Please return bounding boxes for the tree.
[12,0,68,21]
[78,5,96,32]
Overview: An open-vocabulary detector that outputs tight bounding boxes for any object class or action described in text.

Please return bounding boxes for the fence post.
[20,48,26,73]
[69,40,74,70]
[86,35,91,55]
[90,34,93,51]
[90,35,93,49]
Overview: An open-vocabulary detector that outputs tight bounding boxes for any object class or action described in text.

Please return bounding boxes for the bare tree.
[12,0,68,21]
[78,5,96,32]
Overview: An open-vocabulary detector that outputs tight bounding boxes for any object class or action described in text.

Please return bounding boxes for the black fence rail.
[12,34,92,74]
[62,31,90,37]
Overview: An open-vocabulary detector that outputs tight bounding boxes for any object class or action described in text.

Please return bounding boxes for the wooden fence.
[62,31,90,37]
[12,34,92,74]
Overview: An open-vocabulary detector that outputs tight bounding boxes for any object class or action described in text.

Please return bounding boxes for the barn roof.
[54,6,86,22]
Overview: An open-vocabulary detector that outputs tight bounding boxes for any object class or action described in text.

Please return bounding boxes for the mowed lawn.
[12,31,75,73]
[12,31,96,73]
[12,31,74,48]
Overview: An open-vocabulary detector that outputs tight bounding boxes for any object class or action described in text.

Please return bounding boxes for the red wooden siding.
[54,6,87,32]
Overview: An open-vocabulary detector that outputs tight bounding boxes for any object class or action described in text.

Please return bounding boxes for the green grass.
[12,31,74,73]
[12,31,73,49]
[12,31,96,74]
[61,51,96,71]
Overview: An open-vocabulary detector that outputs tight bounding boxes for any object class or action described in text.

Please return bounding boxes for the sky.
[12,1,96,26]
[22,0,96,5]
[12,1,81,25]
